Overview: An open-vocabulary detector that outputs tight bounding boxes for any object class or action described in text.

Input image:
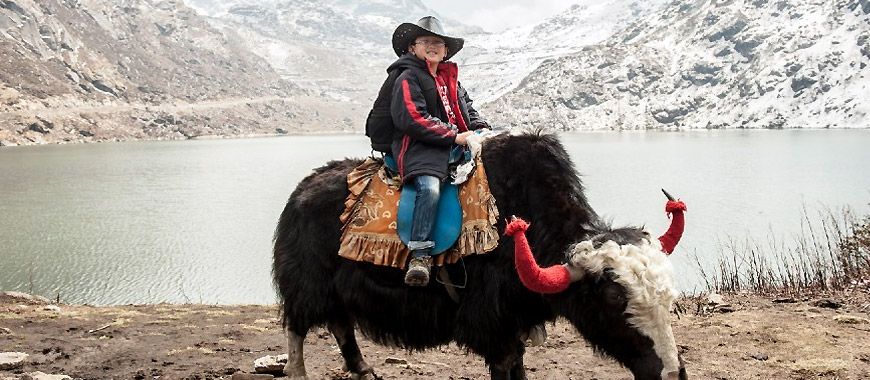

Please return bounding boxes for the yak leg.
[283,329,308,379]
[487,341,528,380]
[328,317,375,379]
[508,343,528,380]
[487,342,527,380]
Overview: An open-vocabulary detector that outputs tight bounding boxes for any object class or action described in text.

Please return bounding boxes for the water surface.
[1,130,868,304]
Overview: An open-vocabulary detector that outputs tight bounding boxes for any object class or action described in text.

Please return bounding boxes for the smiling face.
[410,36,447,63]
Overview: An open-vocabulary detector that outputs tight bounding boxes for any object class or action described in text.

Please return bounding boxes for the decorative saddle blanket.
[338,155,499,269]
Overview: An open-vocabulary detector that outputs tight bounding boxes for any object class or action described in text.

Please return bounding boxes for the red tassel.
[505,218,571,294]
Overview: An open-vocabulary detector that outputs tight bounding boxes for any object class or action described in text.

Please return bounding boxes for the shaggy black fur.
[272,132,685,380]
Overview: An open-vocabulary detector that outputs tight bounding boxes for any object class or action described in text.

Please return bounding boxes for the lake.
[1,130,868,304]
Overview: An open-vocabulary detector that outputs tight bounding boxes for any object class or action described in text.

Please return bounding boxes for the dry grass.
[694,204,870,296]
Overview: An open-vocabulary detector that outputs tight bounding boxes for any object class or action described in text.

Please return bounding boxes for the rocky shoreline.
[0,96,367,147]
[2,290,870,379]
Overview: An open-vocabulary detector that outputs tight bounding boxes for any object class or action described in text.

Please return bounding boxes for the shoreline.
[2,126,867,149]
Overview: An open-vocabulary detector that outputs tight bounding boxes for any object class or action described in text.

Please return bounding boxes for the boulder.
[20,372,72,380]
[0,352,28,370]
[253,354,287,374]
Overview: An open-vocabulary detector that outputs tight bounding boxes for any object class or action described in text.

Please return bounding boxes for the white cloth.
[451,130,502,184]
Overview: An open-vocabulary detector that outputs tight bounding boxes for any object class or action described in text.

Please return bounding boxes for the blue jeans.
[408,175,440,258]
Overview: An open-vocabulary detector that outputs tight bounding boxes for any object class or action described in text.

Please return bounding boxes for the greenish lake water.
[1,130,868,304]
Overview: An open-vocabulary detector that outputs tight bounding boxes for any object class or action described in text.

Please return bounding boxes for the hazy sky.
[425,0,579,32]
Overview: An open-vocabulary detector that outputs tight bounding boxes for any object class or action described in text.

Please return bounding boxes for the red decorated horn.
[658,191,687,254]
[504,217,571,294]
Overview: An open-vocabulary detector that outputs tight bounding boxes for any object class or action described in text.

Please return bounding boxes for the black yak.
[273,132,688,380]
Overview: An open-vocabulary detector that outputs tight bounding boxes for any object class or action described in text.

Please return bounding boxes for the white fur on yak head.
[561,229,686,380]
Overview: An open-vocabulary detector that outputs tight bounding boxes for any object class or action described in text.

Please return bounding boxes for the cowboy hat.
[392,16,464,60]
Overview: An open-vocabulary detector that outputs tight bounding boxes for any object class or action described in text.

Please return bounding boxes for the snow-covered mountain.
[178,0,661,119]
[4,0,862,146]
[180,0,481,107]
[484,0,870,130]
[457,0,670,103]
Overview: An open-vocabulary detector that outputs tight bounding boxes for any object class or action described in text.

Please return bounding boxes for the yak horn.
[658,191,687,254]
[504,217,571,294]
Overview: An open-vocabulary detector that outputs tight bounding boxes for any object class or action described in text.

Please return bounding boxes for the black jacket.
[389,54,488,182]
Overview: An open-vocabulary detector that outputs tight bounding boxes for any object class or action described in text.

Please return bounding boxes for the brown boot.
[404,256,432,286]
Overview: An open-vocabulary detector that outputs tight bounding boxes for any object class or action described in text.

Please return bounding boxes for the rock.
[791,74,818,93]
[0,352,28,370]
[811,299,842,309]
[706,293,724,305]
[91,80,118,97]
[706,19,747,42]
[0,291,51,305]
[715,305,736,313]
[43,305,61,312]
[772,297,797,303]
[65,70,80,83]
[253,354,287,374]
[231,373,274,380]
[385,357,408,365]
[0,327,11,335]
[28,122,50,134]
[834,315,869,324]
[20,372,72,380]
[748,352,769,361]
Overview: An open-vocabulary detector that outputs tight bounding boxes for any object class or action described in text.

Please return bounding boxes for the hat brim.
[392,23,464,60]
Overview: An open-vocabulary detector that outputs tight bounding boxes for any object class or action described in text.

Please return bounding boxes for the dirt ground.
[2,292,870,380]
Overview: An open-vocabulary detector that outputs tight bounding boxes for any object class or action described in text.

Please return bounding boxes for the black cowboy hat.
[392,16,464,61]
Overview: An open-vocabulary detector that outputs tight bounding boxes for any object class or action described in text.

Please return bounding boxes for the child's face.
[411,37,447,63]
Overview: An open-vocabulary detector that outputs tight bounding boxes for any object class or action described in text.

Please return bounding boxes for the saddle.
[385,148,465,255]
[338,152,499,269]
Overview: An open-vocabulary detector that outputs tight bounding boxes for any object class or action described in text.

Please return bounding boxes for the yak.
[273,131,688,380]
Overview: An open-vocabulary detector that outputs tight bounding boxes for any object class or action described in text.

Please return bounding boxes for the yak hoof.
[344,365,378,380]
[283,364,308,380]
[350,372,378,380]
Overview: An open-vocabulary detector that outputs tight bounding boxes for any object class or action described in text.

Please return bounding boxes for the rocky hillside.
[484,0,870,130]
[0,0,352,146]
